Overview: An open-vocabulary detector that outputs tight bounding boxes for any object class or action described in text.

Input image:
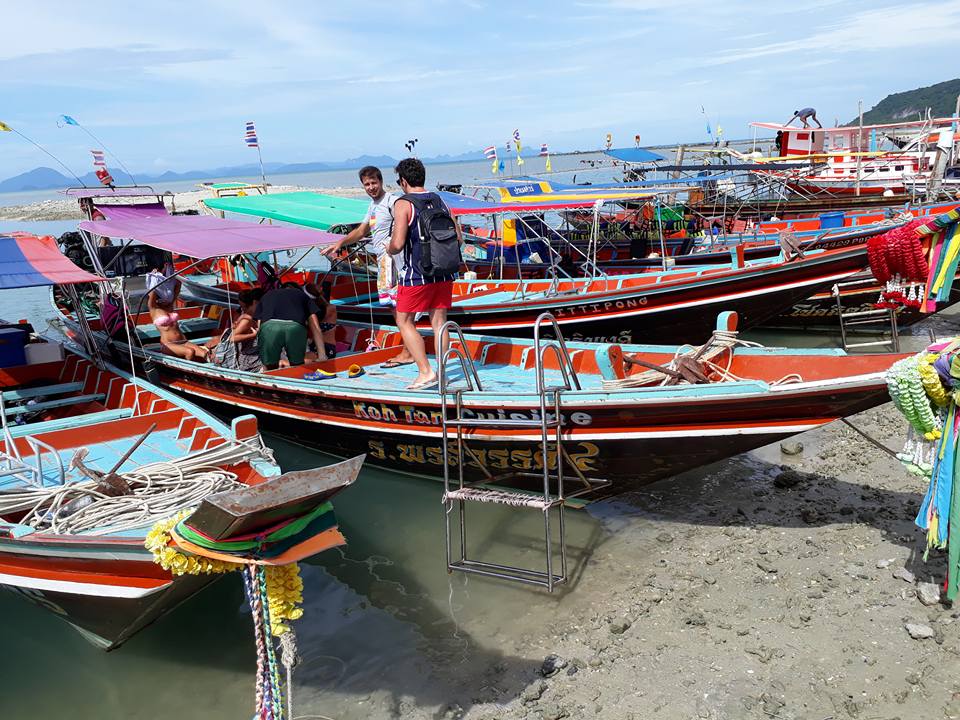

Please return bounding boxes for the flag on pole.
[59,115,79,127]
[539,143,548,156]
[513,129,520,141]
[545,155,552,172]
[244,121,259,148]
[91,150,106,167]
[0,121,11,132]
[491,157,499,174]
[498,160,505,173]
[484,145,497,159]
[605,133,613,150]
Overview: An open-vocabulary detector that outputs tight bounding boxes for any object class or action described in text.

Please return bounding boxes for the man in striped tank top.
[388,158,462,390]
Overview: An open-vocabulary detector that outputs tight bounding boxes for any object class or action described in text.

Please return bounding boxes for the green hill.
[853,78,960,124]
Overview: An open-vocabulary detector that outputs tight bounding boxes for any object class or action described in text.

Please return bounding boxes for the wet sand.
[362,403,960,720]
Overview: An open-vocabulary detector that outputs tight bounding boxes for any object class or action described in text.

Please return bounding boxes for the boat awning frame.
[78,215,342,259]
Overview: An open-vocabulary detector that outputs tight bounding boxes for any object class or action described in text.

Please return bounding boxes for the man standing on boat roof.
[786,107,822,129]
[388,157,463,390]
[321,165,414,368]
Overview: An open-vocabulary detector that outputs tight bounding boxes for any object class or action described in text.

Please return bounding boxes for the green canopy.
[203,191,369,230]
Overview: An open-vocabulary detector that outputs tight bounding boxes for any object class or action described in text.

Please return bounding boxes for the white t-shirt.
[366,192,398,257]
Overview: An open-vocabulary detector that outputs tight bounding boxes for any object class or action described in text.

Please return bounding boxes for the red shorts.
[396,281,454,313]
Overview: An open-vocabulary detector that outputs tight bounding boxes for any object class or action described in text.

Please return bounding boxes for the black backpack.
[403,192,461,277]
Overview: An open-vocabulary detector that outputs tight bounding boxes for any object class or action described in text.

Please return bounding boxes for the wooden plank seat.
[3,393,107,417]
[6,408,134,438]
[136,317,221,341]
[1,382,85,403]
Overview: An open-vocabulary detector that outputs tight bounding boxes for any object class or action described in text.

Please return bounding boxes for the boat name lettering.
[353,402,592,426]
[552,297,646,318]
[368,439,600,472]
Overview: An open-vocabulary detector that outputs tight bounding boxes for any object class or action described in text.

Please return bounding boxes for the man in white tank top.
[321,165,413,368]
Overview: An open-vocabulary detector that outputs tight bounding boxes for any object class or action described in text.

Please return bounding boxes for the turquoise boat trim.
[6,408,134,438]
[4,393,105,417]
[2,382,84,402]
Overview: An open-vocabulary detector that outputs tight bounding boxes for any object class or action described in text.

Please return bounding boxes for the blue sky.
[2,0,959,177]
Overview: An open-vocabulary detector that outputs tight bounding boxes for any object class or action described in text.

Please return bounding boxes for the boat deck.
[0,426,194,490]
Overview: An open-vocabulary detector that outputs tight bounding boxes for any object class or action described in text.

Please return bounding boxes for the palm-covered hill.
[854,78,960,124]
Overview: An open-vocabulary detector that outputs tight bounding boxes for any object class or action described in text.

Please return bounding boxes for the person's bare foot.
[279,358,290,369]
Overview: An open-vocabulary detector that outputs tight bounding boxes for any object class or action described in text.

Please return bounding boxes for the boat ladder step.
[437,314,607,593]
[444,418,562,429]
[832,280,899,353]
[443,486,563,510]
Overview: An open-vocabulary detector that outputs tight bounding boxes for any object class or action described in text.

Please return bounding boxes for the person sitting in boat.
[304,282,338,360]
[785,107,822,129]
[254,282,327,370]
[208,288,263,372]
[147,268,210,362]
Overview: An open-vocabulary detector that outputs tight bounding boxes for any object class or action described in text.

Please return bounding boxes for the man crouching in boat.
[319,165,414,369]
[146,264,210,362]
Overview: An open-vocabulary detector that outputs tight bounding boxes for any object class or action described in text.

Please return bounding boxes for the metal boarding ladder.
[833,276,900,352]
[438,313,605,592]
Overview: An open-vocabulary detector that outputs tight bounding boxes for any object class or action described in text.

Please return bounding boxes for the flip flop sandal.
[407,378,439,390]
[347,364,366,378]
[380,360,415,369]
[303,369,338,381]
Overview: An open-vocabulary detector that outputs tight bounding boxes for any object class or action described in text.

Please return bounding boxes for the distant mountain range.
[854,77,960,125]
[0,148,539,193]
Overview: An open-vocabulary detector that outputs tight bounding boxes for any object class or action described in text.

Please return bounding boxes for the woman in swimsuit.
[147,274,210,362]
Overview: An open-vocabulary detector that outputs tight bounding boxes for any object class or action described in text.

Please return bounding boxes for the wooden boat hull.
[337,247,870,343]
[107,346,894,493]
[0,539,212,650]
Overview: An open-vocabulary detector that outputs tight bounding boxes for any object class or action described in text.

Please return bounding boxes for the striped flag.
[513,128,520,141]
[484,145,497,159]
[91,150,106,167]
[539,143,548,156]
[244,121,259,148]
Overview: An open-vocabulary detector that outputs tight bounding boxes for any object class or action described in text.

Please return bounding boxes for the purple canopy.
[95,203,170,220]
[64,187,160,199]
[79,215,342,259]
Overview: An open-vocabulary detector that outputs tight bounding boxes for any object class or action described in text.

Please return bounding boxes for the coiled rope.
[0,439,270,535]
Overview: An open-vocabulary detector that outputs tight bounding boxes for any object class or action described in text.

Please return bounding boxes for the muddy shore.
[340,401,960,720]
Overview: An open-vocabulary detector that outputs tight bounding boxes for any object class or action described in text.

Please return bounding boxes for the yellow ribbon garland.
[145,511,304,635]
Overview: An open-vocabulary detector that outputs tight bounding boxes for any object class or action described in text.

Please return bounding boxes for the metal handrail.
[533,313,581,392]
[24,435,65,486]
[437,321,483,392]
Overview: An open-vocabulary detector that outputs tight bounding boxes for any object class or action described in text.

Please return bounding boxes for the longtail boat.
[55,274,905,494]
[0,233,361,649]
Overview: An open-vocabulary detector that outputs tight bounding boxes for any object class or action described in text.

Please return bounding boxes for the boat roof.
[751,117,960,133]
[78,215,341,258]
[435,189,654,215]
[203,191,369,230]
[604,147,667,163]
[63,186,160,199]
[0,233,104,288]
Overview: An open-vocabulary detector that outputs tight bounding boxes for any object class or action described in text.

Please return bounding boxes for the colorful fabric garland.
[888,340,960,600]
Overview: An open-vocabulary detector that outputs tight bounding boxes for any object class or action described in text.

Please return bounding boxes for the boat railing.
[437,321,484,393]
[534,313,581,392]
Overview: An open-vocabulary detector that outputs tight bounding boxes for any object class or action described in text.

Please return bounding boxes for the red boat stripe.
[0,564,171,598]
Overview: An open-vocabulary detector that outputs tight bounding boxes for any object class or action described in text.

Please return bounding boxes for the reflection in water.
[0,433,610,720]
